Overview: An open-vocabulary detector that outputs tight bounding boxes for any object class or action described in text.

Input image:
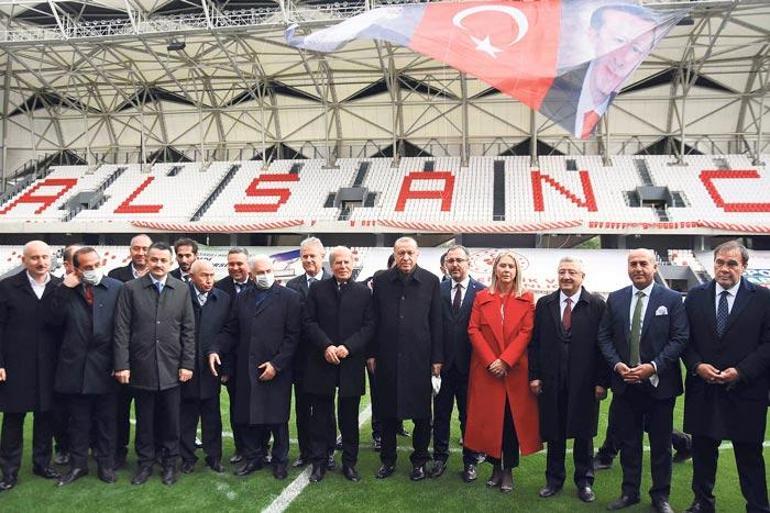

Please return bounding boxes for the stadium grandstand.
[0,0,768,509]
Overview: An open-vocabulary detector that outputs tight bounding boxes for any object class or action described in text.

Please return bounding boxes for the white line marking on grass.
[215,481,238,501]
[262,404,373,513]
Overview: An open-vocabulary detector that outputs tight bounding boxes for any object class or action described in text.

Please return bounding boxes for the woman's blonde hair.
[488,250,523,297]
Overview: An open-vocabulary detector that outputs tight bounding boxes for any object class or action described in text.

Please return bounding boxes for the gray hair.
[249,254,273,270]
[328,245,352,266]
[713,240,749,266]
[227,247,249,257]
[300,237,325,255]
[394,236,418,249]
[558,256,585,273]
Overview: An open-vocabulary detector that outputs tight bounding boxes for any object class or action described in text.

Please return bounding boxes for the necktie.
[198,292,207,307]
[183,275,190,284]
[156,281,163,295]
[581,110,601,139]
[452,283,462,314]
[84,284,94,306]
[308,276,317,287]
[629,290,645,366]
[716,290,729,337]
[235,282,244,294]
[562,297,572,331]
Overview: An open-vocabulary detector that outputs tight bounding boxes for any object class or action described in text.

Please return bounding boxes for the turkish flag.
[410,0,561,109]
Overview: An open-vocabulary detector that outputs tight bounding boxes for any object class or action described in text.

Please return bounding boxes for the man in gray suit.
[114,242,195,486]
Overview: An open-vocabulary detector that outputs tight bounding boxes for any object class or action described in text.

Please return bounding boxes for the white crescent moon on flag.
[452,5,530,46]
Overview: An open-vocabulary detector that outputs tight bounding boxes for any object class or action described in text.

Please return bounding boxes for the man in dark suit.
[430,244,483,482]
[370,237,442,481]
[540,4,657,138]
[107,233,152,467]
[209,254,301,480]
[47,247,122,486]
[180,260,229,475]
[285,237,332,470]
[683,241,770,513]
[0,241,62,491]
[114,241,196,486]
[529,257,608,503]
[214,247,253,465]
[303,246,375,483]
[170,238,198,283]
[598,249,688,513]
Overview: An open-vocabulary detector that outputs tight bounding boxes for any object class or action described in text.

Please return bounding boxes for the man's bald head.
[190,259,215,293]
[22,240,51,279]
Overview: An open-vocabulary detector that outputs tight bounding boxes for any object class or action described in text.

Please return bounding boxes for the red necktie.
[581,110,600,139]
[84,285,94,306]
[562,297,572,331]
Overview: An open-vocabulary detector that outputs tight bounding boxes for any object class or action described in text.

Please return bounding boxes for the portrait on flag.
[285,0,686,139]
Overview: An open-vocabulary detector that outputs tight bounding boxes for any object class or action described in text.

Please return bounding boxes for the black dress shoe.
[161,466,177,486]
[97,467,117,484]
[652,499,675,513]
[0,476,17,491]
[181,461,195,474]
[539,483,562,498]
[486,467,502,488]
[273,464,288,480]
[53,451,70,466]
[607,495,640,510]
[342,464,360,482]
[578,486,596,503]
[684,500,715,513]
[309,464,325,483]
[205,458,225,473]
[292,456,308,468]
[462,464,477,483]
[409,465,427,481]
[500,470,513,493]
[429,460,447,478]
[375,464,395,479]
[131,466,153,486]
[234,460,263,476]
[57,468,88,487]
[326,454,337,471]
[33,466,60,479]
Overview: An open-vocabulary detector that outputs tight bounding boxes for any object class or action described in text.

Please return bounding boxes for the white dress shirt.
[451,276,471,306]
[559,287,582,318]
[715,280,740,315]
[27,271,51,299]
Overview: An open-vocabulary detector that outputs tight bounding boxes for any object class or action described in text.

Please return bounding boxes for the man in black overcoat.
[113,242,196,486]
[682,241,770,513]
[303,246,375,483]
[180,260,230,474]
[285,237,331,469]
[209,254,301,480]
[529,256,608,503]
[48,246,122,486]
[0,240,62,490]
[370,237,442,481]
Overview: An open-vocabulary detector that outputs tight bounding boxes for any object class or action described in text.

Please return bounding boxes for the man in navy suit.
[170,238,199,283]
[180,260,230,475]
[682,241,770,513]
[429,245,483,482]
[598,249,688,513]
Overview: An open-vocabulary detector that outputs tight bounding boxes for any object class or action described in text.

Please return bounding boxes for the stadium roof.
[0,0,768,179]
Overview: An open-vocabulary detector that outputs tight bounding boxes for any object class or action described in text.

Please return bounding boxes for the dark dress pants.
[114,384,133,463]
[486,401,520,470]
[133,386,181,469]
[381,417,430,467]
[432,366,477,466]
[309,392,360,467]
[0,411,53,479]
[223,379,244,456]
[692,435,770,513]
[614,385,674,501]
[180,395,222,464]
[545,383,593,488]
[66,393,116,471]
[367,367,381,440]
[51,393,70,455]
[294,382,312,459]
[241,423,289,467]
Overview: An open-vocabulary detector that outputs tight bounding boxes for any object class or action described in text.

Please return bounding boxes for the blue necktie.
[716,290,729,337]
[156,281,163,295]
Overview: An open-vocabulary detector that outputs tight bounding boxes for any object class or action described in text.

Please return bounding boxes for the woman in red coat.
[464,251,542,493]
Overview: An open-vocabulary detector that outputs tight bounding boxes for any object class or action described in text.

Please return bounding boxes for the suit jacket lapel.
[480,296,505,355]
[725,278,753,334]
[620,286,632,345]
[253,286,274,318]
[706,281,718,336]
[547,292,561,333]
[459,280,479,317]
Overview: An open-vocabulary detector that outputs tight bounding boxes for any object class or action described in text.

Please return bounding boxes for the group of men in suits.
[1,236,769,513]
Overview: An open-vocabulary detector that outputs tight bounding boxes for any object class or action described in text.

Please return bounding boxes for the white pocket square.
[655,306,668,316]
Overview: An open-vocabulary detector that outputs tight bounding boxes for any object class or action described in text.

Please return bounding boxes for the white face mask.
[81,268,103,286]
[254,273,275,290]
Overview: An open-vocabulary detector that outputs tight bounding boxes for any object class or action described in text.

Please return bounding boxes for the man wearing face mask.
[46,247,123,486]
[209,255,301,480]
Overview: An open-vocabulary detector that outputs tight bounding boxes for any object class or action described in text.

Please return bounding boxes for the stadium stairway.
[190,163,241,221]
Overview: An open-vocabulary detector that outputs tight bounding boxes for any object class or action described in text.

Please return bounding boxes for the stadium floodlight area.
[0,155,767,235]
